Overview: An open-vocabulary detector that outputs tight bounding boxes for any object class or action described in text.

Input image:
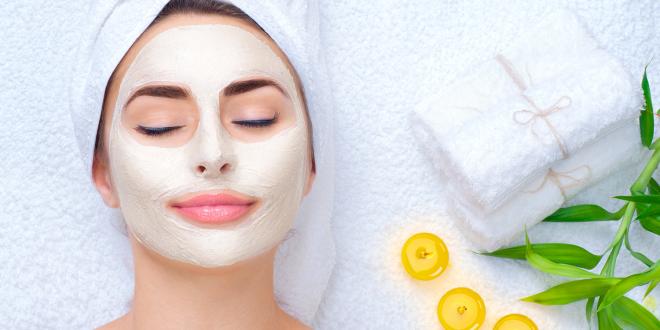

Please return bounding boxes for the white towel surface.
[1,0,335,328]
[410,10,602,144]
[409,11,645,251]
[1,1,660,330]
[448,120,645,251]
[315,1,660,329]
[412,10,639,215]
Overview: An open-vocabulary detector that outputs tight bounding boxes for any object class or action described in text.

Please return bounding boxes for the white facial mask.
[108,24,310,267]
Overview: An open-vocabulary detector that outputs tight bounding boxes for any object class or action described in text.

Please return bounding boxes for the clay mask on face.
[108,24,310,267]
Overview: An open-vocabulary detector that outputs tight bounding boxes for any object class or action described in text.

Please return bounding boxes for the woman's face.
[94,14,314,267]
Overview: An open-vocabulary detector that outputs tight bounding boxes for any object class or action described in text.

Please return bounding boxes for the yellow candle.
[437,287,486,330]
[493,314,538,330]
[401,232,449,280]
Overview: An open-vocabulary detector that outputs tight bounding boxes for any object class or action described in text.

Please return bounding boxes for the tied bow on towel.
[495,53,594,197]
[496,54,572,159]
[411,10,642,251]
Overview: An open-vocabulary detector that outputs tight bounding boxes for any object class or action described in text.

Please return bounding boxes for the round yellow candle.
[493,314,538,330]
[437,287,485,330]
[401,232,449,280]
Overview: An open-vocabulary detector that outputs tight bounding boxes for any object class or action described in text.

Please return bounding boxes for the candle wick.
[416,248,433,259]
[457,305,468,315]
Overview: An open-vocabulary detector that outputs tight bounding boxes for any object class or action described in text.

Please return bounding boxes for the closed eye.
[135,125,184,136]
[232,114,278,128]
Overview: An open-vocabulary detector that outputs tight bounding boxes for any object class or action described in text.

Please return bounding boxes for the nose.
[194,103,235,179]
[195,157,232,178]
[194,134,236,179]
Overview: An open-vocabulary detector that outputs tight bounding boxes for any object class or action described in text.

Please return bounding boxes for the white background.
[315,1,659,329]
[0,1,659,329]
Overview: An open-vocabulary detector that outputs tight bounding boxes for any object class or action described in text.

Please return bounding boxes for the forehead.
[120,23,295,95]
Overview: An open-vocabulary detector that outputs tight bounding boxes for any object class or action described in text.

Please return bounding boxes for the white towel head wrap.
[69,0,335,325]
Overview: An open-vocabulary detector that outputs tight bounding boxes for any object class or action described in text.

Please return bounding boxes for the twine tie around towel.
[495,54,572,159]
[523,165,593,199]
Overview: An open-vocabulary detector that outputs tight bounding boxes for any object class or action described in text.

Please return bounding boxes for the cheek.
[108,128,193,202]
[233,128,310,192]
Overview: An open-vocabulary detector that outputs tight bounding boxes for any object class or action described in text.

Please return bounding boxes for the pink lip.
[168,191,257,225]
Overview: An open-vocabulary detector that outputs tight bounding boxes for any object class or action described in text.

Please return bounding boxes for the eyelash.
[134,113,278,137]
[232,113,279,128]
[135,125,183,136]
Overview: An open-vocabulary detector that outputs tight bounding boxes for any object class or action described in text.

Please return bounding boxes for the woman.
[73,0,334,328]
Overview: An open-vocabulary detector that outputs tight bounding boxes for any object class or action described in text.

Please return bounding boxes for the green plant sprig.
[480,66,660,329]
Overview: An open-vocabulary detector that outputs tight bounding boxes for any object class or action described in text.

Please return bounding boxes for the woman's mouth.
[168,190,257,225]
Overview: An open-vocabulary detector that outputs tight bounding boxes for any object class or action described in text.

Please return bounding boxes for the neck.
[124,233,289,330]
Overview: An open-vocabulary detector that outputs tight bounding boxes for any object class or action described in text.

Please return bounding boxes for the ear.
[92,153,120,208]
[303,164,316,197]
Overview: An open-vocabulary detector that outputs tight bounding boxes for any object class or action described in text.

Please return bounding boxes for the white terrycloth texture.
[0,0,334,328]
[412,10,640,215]
[1,1,659,330]
[448,120,645,251]
[411,10,601,143]
[314,1,660,329]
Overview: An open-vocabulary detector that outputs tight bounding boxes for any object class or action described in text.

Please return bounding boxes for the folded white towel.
[439,52,637,213]
[411,9,643,250]
[419,10,600,142]
[448,120,644,251]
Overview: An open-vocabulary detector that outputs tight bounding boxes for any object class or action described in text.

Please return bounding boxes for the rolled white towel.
[448,119,644,251]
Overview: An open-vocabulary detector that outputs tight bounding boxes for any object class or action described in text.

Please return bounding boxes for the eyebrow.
[222,79,289,98]
[124,85,189,107]
[123,78,289,108]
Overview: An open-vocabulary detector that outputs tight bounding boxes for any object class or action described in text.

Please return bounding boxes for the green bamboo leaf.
[648,178,660,194]
[521,278,620,305]
[645,279,659,298]
[628,249,654,268]
[598,307,623,330]
[543,204,623,222]
[640,107,654,149]
[640,65,654,148]
[481,243,602,269]
[599,261,660,310]
[639,216,660,235]
[614,194,660,204]
[635,202,660,218]
[634,201,651,217]
[524,231,602,278]
[611,296,660,329]
[624,231,654,267]
[586,297,596,328]
[643,65,655,115]
[636,207,660,219]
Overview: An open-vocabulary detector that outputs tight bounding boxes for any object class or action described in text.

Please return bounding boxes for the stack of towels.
[411,10,644,251]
